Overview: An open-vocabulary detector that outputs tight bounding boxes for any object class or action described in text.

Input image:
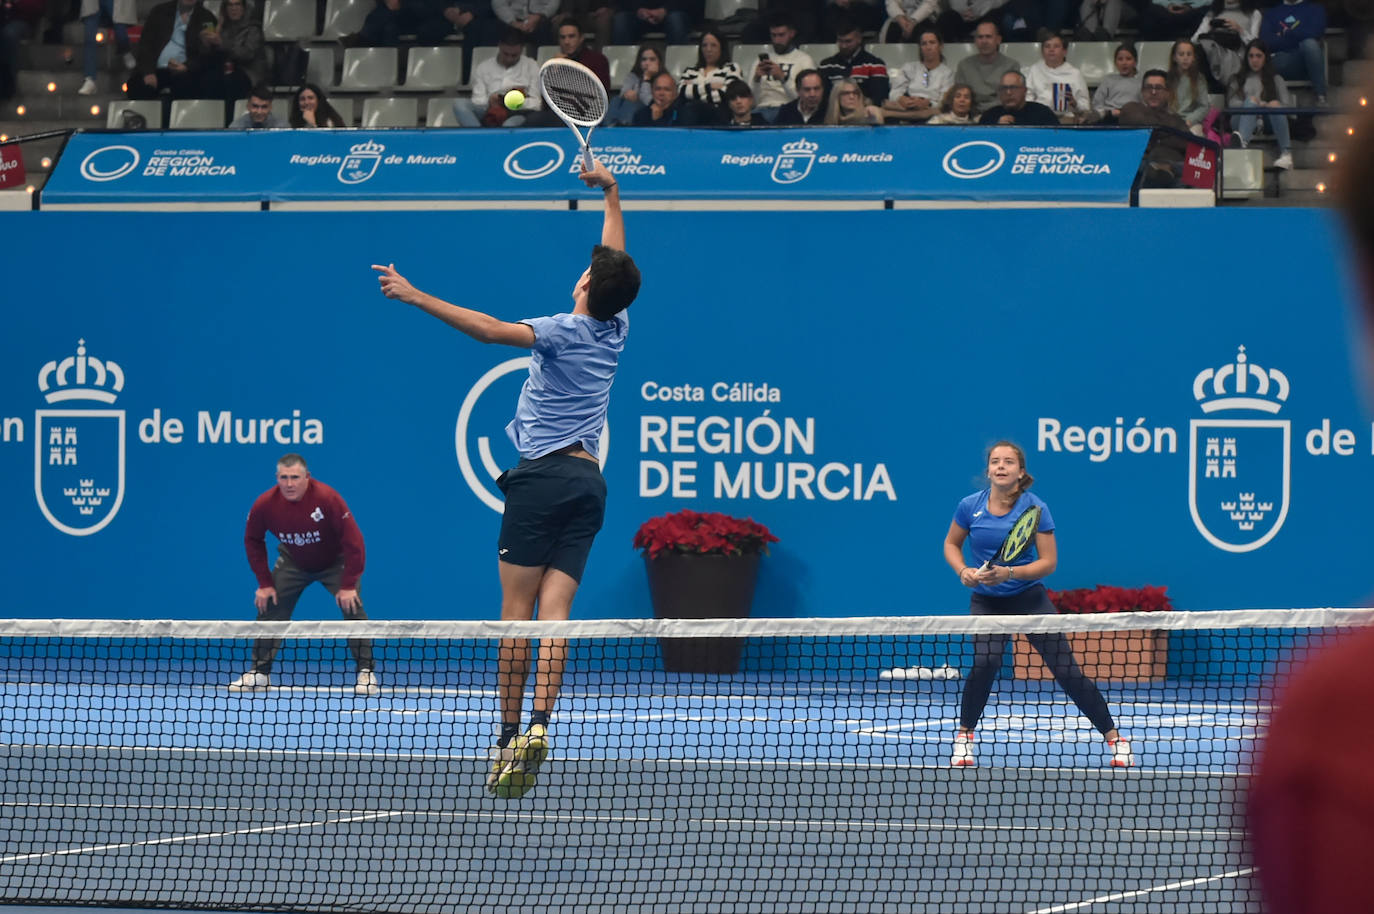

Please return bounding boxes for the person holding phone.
[942,440,1133,769]
[750,10,814,122]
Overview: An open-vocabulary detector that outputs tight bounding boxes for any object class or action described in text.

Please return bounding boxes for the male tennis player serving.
[372,159,639,799]
[942,440,1133,769]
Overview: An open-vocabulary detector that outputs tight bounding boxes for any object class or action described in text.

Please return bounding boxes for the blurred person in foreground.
[1247,98,1374,914]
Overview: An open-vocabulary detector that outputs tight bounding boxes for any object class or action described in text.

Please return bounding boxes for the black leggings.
[959,585,1117,734]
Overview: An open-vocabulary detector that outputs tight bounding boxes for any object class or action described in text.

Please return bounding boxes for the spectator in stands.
[1261,0,1327,105]
[1025,32,1092,123]
[439,0,493,83]
[937,0,1008,40]
[882,0,940,42]
[825,0,884,35]
[611,0,691,47]
[824,76,884,123]
[228,83,286,127]
[608,42,661,124]
[721,79,765,125]
[127,0,217,100]
[556,18,609,89]
[1229,38,1293,169]
[1119,68,1191,185]
[289,82,347,126]
[554,0,611,48]
[1091,42,1141,123]
[775,66,828,124]
[76,0,134,96]
[1001,0,1072,41]
[928,82,978,122]
[882,28,952,122]
[677,28,745,121]
[954,18,1019,112]
[631,69,692,124]
[1078,0,1121,38]
[1,0,43,101]
[1193,0,1261,89]
[750,11,816,123]
[488,0,556,44]
[818,20,890,103]
[1138,0,1209,40]
[453,29,541,126]
[1166,38,1211,126]
[356,0,459,46]
[195,0,266,102]
[979,68,1058,123]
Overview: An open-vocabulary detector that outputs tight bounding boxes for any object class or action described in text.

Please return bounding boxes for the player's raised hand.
[372,263,419,304]
[579,159,615,189]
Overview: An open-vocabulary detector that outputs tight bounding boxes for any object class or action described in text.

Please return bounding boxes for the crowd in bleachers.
[4,0,1365,181]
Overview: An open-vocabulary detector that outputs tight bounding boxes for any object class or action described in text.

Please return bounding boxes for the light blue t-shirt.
[952,489,1055,597]
[157,12,190,69]
[505,311,628,459]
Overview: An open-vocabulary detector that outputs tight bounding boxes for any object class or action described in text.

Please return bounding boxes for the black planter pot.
[644,551,760,674]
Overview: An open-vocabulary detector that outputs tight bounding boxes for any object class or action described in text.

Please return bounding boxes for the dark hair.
[794,67,822,90]
[974,16,1001,36]
[289,82,346,128]
[278,453,308,470]
[1235,39,1279,102]
[833,16,861,38]
[558,17,583,36]
[1142,68,1168,83]
[940,82,974,113]
[631,42,665,79]
[248,83,273,102]
[587,244,640,321]
[498,27,525,47]
[651,70,677,88]
[723,80,753,101]
[695,27,730,68]
[1114,42,1137,63]
[985,440,1033,496]
[766,9,795,31]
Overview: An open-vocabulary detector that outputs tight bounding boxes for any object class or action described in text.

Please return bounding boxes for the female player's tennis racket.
[981,505,1042,570]
[538,58,608,172]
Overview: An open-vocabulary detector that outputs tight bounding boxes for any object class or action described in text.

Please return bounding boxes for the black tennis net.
[0,609,1368,913]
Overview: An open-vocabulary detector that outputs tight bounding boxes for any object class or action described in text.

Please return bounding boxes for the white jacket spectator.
[470,51,542,110]
[890,59,953,102]
[1025,60,1090,114]
[492,0,558,27]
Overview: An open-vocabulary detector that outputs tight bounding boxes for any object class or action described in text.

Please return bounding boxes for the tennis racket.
[980,505,1042,571]
[538,58,608,172]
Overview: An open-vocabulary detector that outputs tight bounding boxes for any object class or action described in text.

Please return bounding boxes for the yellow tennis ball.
[504,89,525,111]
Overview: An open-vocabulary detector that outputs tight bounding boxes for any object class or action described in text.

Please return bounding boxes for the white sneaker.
[355,669,380,696]
[1273,152,1293,170]
[77,77,97,95]
[1109,736,1134,768]
[228,670,269,691]
[122,52,137,69]
[951,731,975,767]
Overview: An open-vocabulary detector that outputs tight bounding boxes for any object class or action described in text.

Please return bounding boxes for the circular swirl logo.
[79,145,140,182]
[503,141,566,180]
[941,141,1006,180]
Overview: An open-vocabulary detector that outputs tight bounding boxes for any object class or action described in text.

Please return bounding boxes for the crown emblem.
[1192,346,1288,414]
[37,339,124,404]
[348,139,385,156]
[780,137,819,156]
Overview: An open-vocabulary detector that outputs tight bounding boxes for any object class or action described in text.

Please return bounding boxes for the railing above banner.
[37,126,1154,211]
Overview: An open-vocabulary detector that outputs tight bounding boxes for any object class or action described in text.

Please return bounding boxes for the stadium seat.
[231,97,291,122]
[306,46,336,87]
[361,96,419,127]
[338,47,399,91]
[262,0,316,42]
[665,44,697,78]
[942,42,976,70]
[329,95,356,125]
[602,45,638,89]
[1136,41,1171,75]
[1072,41,1114,86]
[105,99,162,129]
[537,44,559,65]
[319,0,372,40]
[1003,41,1043,70]
[871,41,920,68]
[1222,148,1265,199]
[400,46,464,91]
[705,0,755,21]
[426,96,461,126]
[168,98,227,128]
[464,45,497,89]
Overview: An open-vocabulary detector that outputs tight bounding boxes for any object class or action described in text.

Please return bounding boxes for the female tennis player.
[373,158,640,799]
[942,440,1133,768]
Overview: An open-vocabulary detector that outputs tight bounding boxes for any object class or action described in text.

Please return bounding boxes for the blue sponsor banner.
[41,127,1151,204]
[0,208,1363,621]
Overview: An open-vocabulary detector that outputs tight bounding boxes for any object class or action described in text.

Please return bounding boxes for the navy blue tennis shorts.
[496,454,607,583]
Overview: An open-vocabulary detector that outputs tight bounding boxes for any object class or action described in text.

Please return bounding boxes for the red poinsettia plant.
[633,509,779,560]
[1046,585,1173,614]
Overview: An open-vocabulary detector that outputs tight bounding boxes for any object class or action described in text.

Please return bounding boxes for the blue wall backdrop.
[0,208,1365,620]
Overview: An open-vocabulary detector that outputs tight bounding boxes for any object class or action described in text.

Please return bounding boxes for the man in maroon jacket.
[231,453,377,696]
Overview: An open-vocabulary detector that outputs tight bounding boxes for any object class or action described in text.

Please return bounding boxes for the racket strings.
[540,65,607,125]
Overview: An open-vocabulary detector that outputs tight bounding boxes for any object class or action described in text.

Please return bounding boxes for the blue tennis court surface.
[0,669,1261,914]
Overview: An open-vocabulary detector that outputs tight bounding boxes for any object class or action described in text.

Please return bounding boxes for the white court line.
[0,811,402,865]
[1025,867,1255,913]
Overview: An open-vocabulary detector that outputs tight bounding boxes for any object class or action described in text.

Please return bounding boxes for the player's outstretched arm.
[371,263,535,348]
[579,159,623,252]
